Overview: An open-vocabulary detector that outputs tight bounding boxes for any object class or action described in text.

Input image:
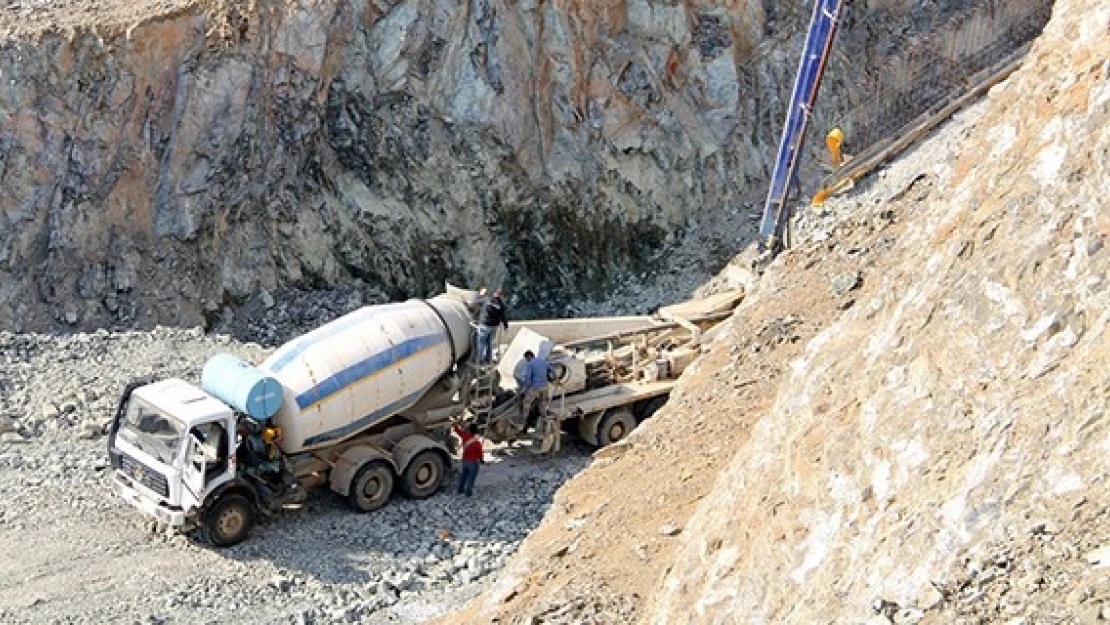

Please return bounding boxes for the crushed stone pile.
[0,321,592,624]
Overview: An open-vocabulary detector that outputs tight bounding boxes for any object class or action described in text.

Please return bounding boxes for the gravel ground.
[0,327,592,624]
[0,221,729,623]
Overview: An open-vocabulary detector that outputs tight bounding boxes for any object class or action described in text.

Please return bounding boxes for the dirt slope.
[649,0,1110,618]
[443,0,1110,622]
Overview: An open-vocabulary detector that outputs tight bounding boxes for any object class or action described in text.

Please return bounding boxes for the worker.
[476,289,509,364]
[236,424,266,470]
[237,423,296,506]
[453,422,484,497]
[826,127,844,167]
[520,350,552,431]
[259,425,284,476]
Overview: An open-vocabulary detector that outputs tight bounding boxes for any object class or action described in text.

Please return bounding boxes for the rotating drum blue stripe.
[255,295,475,453]
[294,334,444,411]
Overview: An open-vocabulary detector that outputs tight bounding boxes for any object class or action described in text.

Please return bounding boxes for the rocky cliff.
[442,0,1110,622]
[0,0,1010,333]
[0,0,775,331]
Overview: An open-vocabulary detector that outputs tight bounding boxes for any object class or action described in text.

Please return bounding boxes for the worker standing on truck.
[476,289,509,364]
[453,422,484,497]
[520,350,552,432]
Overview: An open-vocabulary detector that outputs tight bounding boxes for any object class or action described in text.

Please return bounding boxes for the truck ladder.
[535,385,567,455]
[464,326,500,430]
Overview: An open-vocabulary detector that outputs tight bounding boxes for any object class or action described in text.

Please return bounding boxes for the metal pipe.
[561,311,734,349]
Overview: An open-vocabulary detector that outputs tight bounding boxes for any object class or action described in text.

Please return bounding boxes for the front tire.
[206,494,254,547]
[400,450,446,499]
[348,461,394,513]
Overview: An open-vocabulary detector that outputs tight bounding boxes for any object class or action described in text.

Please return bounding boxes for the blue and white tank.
[255,295,471,453]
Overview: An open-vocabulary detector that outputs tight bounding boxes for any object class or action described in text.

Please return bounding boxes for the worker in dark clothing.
[236,423,297,506]
[454,423,484,497]
[236,424,266,469]
[476,289,508,364]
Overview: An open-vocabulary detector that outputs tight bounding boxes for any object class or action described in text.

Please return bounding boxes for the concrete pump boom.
[759,0,843,256]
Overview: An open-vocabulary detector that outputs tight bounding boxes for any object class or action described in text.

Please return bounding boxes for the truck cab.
[108,371,457,547]
[108,379,237,535]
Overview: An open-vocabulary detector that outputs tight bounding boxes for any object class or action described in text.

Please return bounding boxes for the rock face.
[0,0,1021,332]
[0,0,765,331]
[648,0,1110,622]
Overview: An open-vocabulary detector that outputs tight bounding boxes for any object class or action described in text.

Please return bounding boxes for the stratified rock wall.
[0,0,983,331]
[0,0,766,330]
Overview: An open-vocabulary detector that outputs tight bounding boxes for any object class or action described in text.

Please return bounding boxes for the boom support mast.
[759,0,844,256]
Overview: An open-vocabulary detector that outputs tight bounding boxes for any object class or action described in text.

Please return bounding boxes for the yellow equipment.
[826,127,844,167]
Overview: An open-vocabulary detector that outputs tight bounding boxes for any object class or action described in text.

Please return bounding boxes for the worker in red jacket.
[454,422,484,497]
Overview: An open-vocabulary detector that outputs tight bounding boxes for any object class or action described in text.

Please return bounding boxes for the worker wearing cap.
[259,426,283,475]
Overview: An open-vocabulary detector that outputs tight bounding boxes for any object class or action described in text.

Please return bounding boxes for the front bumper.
[114,473,195,529]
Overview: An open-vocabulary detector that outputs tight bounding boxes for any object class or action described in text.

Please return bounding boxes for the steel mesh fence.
[819,0,1054,162]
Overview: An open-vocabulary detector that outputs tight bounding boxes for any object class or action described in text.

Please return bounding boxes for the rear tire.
[206,494,254,547]
[597,408,636,447]
[348,461,394,513]
[400,450,446,499]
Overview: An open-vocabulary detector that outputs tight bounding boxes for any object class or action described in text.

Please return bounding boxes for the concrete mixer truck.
[107,292,476,546]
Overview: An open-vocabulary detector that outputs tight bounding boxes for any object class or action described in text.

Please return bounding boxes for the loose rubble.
[0,326,591,624]
[219,283,391,347]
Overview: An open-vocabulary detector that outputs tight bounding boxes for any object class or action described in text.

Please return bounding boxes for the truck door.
[184,422,230,502]
[183,433,207,504]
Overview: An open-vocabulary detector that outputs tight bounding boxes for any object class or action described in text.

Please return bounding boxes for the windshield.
[117,396,186,465]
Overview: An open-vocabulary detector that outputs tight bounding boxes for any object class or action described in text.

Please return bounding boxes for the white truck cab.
[109,378,237,534]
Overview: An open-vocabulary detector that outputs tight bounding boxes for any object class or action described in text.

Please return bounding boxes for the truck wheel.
[206,494,254,547]
[348,461,394,513]
[400,450,446,499]
[597,408,636,447]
